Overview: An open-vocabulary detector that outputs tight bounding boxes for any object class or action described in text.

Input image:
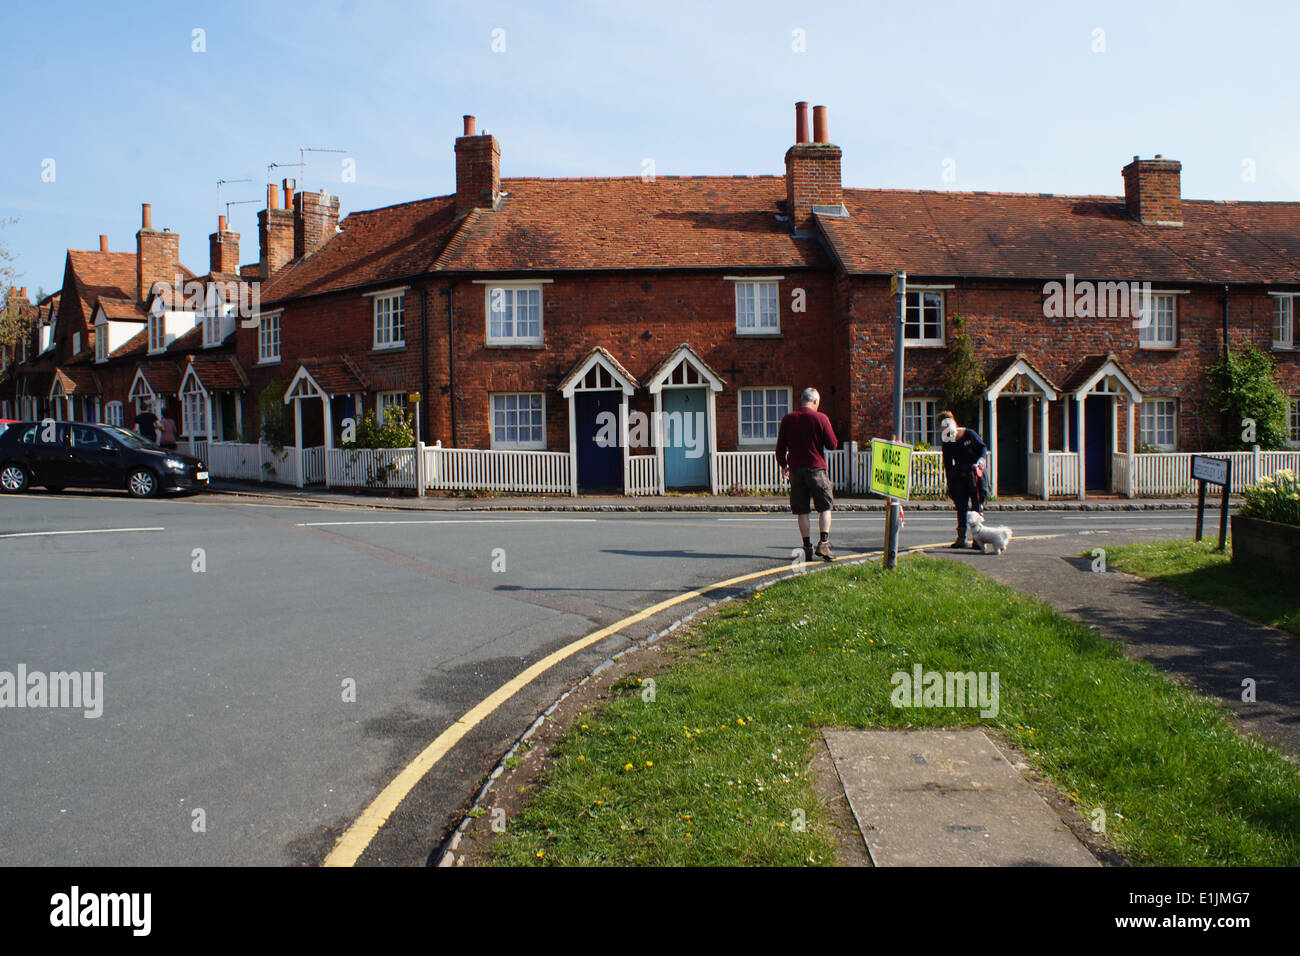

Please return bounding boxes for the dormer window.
[72,332,81,356]
[148,310,166,353]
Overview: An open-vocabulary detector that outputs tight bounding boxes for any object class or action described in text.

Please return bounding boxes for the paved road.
[0,490,1198,865]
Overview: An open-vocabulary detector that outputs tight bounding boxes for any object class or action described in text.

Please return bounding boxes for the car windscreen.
[103,426,161,451]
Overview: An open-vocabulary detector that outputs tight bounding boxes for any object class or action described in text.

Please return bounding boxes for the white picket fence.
[628,455,659,496]
[1028,452,1080,497]
[327,447,419,490]
[424,444,571,494]
[1124,449,1300,496]
[190,440,325,487]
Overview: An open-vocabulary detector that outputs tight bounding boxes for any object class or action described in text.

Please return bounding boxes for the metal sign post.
[885,272,906,569]
[1191,454,1230,551]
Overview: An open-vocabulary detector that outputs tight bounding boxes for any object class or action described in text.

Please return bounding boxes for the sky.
[3,0,1299,295]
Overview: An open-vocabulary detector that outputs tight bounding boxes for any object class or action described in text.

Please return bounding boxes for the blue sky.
[3,0,1298,295]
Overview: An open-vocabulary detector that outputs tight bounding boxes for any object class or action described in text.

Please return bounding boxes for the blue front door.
[663,388,709,489]
[1068,396,1112,491]
[576,391,623,491]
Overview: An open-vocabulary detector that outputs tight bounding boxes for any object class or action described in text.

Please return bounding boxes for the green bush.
[255,379,294,448]
[1205,346,1289,449]
[1239,468,1300,526]
[341,406,414,449]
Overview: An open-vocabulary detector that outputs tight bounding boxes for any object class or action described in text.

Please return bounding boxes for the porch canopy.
[50,368,102,420]
[1061,352,1144,499]
[558,346,639,496]
[644,343,726,494]
[129,363,181,417]
[983,353,1059,500]
[282,356,370,453]
[180,356,249,441]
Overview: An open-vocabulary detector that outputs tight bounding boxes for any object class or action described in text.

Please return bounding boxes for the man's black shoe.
[949,538,965,549]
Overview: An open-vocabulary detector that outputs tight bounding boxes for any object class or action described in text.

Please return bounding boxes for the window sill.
[490,445,548,452]
[371,343,407,354]
[256,358,281,366]
[904,340,946,348]
[485,342,546,349]
[735,331,783,339]
[1138,345,1179,352]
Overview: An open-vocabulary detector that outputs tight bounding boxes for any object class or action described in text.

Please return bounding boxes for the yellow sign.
[870,438,912,500]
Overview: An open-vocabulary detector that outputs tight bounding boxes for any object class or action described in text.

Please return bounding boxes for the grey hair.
[800,387,820,405]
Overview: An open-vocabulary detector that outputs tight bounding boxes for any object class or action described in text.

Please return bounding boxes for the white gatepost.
[653,391,666,495]
[707,389,718,496]
[1127,399,1136,498]
[1076,395,1086,501]
[416,439,425,497]
[322,394,334,488]
[1039,398,1049,501]
[988,396,999,499]
[294,397,304,488]
[621,393,631,496]
[567,393,578,497]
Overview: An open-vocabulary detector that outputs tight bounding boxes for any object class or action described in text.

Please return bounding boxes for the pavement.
[925,530,1300,760]
[824,729,1100,866]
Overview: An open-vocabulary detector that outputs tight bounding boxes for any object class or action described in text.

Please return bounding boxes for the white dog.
[967,511,1013,555]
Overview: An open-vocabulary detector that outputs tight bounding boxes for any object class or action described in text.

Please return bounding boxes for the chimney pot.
[464,114,476,136]
[99,234,109,252]
[282,178,295,208]
[794,101,809,144]
[267,183,280,209]
[141,203,152,229]
[218,215,227,232]
[812,105,829,144]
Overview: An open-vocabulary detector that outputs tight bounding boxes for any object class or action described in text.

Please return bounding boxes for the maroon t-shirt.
[775,406,838,470]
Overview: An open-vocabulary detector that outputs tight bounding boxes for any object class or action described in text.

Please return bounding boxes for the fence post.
[1253,444,1261,489]
[416,441,425,497]
[258,439,265,483]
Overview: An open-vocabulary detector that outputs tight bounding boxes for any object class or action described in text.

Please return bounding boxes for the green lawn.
[488,556,1300,867]
[1104,538,1300,635]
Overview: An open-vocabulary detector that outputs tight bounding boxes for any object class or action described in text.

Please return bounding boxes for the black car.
[0,421,209,498]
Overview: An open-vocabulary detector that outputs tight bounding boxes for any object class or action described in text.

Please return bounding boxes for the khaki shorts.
[789,467,834,515]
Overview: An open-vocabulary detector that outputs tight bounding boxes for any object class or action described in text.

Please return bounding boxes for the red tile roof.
[432,177,827,273]
[262,197,460,304]
[97,296,147,321]
[821,189,1300,283]
[52,367,101,395]
[293,356,371,394]
[184,355,248,391]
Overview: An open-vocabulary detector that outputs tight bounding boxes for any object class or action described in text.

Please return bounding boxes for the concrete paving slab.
[824,728,1099,867]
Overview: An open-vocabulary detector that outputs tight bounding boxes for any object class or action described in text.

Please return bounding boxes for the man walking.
[940,409,987,549]
[776,388,838,563]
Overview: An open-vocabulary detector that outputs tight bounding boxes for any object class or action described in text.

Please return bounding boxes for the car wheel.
[127,468,159,499]
[0,463,29,493]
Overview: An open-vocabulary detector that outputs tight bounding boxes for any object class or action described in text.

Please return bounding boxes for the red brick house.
[243,103,1299,496]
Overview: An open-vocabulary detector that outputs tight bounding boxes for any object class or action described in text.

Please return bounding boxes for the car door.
[66,424,126,488]
[23,422,71,486]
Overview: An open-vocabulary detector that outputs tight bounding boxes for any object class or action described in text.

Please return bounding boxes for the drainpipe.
[420,284,429,444]
[444,283,457,447]
[1222,284,1231,444]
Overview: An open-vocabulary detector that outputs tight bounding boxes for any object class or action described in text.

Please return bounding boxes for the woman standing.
[940,409,987,549]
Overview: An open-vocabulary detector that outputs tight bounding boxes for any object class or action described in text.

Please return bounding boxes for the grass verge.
[487,555,1300,867]
[1104,538,1300,635]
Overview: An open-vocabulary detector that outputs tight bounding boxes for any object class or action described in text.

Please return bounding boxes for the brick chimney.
[136,203,181,304]
[258,182,295,278]
[209,215,241,275]
[784,102,843,232]
[1122,155,1182,226]
[294,188,341,258]
[454,114,501,218]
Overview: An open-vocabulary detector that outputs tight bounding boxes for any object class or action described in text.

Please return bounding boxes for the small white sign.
[1191,455,1228,486]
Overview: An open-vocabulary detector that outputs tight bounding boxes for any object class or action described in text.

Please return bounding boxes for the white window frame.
[95,322,108,363]
[484,284,544,346]
[182,385,208,438]
[105,401,124,427]
[1288,397,1300,449]
[902,398,941,446]
[1272,294,1296,350]
[257,311,281,364]
[1140,399,1178,451]
[1138,292,1178,349]
[732,279,780,335]
[376,391,405,426]
[372,291,406,350]
[72,331,81,356]
[905,289,946,346]
[489,392,546,450]
[148,312,166,354]
[738,387,791,446]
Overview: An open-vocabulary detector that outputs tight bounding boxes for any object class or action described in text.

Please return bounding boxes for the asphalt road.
[0,490,1199,866]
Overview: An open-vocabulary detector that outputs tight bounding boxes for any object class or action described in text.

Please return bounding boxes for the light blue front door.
[663,387,709,488]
